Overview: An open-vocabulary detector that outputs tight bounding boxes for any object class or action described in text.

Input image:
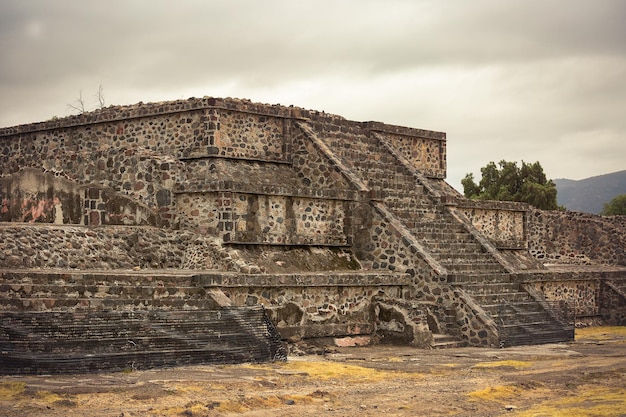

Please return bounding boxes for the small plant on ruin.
[67,84,106,114]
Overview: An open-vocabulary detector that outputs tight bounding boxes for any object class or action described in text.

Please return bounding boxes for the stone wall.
[0,224,192,270]
[599,281,626,325]
[453,200,528,249]
[217,110,287,161]
[2,96,624,353]
[0,168,162,226]
[0,223,289,272]
[176,191,352,245]
[290,126,356,190]
[527,209,626,265]
[526,280,600,317]
[0,110,191,226]
[378,131,446,179]
[0,97,448,233]
[195,273,408,342]
[0,99,294,228]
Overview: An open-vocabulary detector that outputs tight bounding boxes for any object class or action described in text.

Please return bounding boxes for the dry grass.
[472,360,533,369]
[468,385,521,403]
[2,326,625,416]
[0,382,25,401]
[512,386,626,417]
[246,358,423,382]
[576,326,626,341]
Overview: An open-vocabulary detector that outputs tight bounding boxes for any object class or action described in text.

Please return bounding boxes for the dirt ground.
[1,327,625,417]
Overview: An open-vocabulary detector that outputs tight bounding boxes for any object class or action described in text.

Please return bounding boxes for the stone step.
[2,321,244,347]
[501,328,574,347]
[383,190,431,202]
[480,301,544,315]
[417,231,477,243]
[370,185,422,198]
[325,136,376,151]
[384,197,432,208]
[0,307,284,374]
[491,311,554,326]
[427,242,486,255]
[430,333,467,349]
[4,337,218,355]
[365,177,409,191]
[344,146,398,162]
[460,282,522,295]
[395,210,458,220]
[348,157,399,172]
[1,347,266,375]
[442,263,506,274]
[469,291,533,304]
[0,297,222,312]
[404,222,467,234]
[0,271,195,287]
[500,320,559,331]
[486,302,557,324]
[500,322,573,339]
[368,173,420,185]
[435,253,499,264]
[440,322,464,340]
[389,209,446,221]
[447,273,512,284]
[1,325,231,349]
[0,283,208,300]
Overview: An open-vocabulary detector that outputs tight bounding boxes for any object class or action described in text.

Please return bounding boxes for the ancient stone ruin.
[1,97,625,374]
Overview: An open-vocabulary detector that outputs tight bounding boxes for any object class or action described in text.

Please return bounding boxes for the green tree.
[462,160,559,210]
[601,194,626,216]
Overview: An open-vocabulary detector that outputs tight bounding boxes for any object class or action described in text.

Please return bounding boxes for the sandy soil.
[1,327,625,417]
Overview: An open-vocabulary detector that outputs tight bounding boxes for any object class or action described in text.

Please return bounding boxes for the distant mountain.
[554,170,626,214]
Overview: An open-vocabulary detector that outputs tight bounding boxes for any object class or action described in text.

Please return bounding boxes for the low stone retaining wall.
[518,268,626,324]
[0,224,194,270]
[0,268,438,348]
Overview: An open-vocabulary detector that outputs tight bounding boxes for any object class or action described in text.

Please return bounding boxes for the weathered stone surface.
[0,96,624,374]
[527,209,626,266]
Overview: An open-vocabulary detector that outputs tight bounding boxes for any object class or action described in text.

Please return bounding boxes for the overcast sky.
[2,0,625,191]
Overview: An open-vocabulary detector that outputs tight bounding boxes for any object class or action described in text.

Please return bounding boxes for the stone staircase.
[431,333,467,349]
[317,127,573,347]
[316,128,504,277]
[451,275,574,346]
[391,205,506,276]
[0,271,286,374]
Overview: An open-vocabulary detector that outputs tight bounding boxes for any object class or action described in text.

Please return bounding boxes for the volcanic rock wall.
[0,96,624,355]
[527,209,626,266]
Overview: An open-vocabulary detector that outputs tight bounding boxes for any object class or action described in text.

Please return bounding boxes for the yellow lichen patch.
[473,360,532,370]
[429,364,460,376]
[576,326,626,341]
[468,385,519,404]
[169,383,209,395]
[36,390,65,403]
[248,360,421,382]
[0,382,25,400]
[217,394,312,413]
[156,405,186,416]
[150,393,315,416]
[35,391,78,407]
[513,386,626,417]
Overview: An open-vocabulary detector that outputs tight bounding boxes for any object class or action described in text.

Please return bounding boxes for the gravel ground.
[1,327,625,417]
